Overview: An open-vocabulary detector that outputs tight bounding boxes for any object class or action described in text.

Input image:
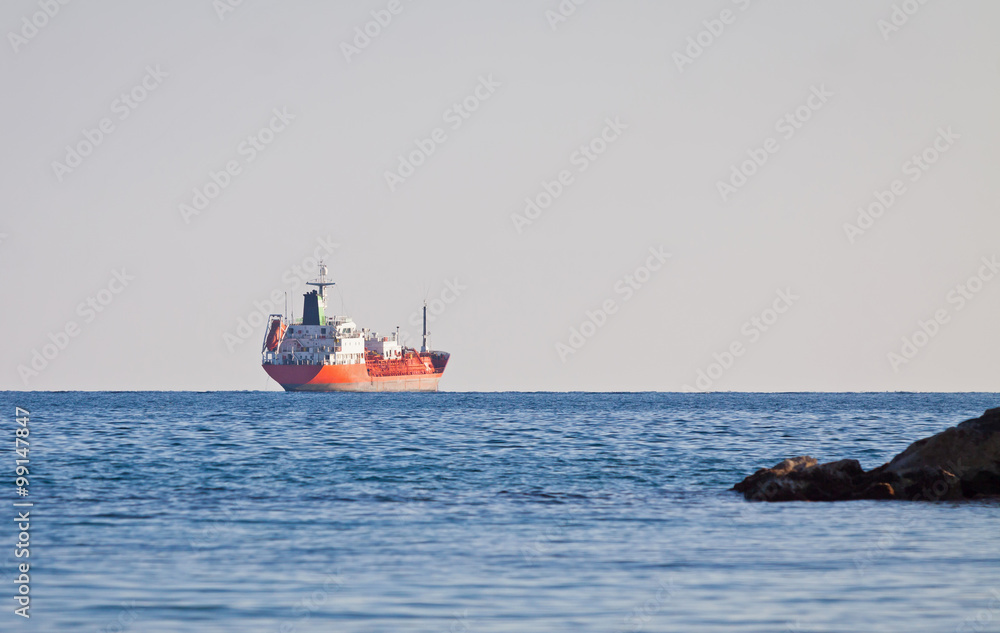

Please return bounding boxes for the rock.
[733,457,870,502]
[733,408,1000,502]
[880,407,1000,499]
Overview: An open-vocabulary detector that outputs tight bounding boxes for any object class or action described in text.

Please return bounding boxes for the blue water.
[3,392,999,632]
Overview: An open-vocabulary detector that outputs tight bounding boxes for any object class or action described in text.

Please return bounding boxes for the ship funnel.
[303,260,336,325]
[302,291,323,325]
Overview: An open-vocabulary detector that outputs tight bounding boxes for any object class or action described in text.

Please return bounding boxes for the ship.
[261,263,449,391]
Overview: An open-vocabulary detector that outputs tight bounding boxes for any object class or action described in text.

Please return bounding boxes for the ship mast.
[306,262,336,304]
[421,300,428,353]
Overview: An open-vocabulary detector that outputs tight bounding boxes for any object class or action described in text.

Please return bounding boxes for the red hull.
[263,352,449,392]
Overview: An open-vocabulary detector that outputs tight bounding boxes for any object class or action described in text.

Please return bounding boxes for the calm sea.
[4,392,999,632]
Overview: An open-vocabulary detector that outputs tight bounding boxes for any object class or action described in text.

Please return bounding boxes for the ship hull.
[263,362,444,392]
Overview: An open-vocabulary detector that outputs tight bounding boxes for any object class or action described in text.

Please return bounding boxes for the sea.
[4,392,999,633]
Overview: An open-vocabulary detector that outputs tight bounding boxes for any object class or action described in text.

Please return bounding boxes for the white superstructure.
[262,263,409,367]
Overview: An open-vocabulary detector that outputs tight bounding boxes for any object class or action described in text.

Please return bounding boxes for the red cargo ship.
[261,263,449,391]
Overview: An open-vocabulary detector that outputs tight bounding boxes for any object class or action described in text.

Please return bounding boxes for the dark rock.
[733,408,1000,502]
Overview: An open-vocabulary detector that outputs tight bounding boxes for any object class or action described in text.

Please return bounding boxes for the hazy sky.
[2,0,998,391]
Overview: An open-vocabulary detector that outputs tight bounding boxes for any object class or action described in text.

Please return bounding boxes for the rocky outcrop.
[733,408,1000,502]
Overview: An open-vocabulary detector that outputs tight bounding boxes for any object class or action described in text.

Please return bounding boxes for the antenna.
[421,300,428,353]
[306,261,336,299]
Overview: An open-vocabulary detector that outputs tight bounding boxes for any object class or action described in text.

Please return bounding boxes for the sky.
[1,0,998,392]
